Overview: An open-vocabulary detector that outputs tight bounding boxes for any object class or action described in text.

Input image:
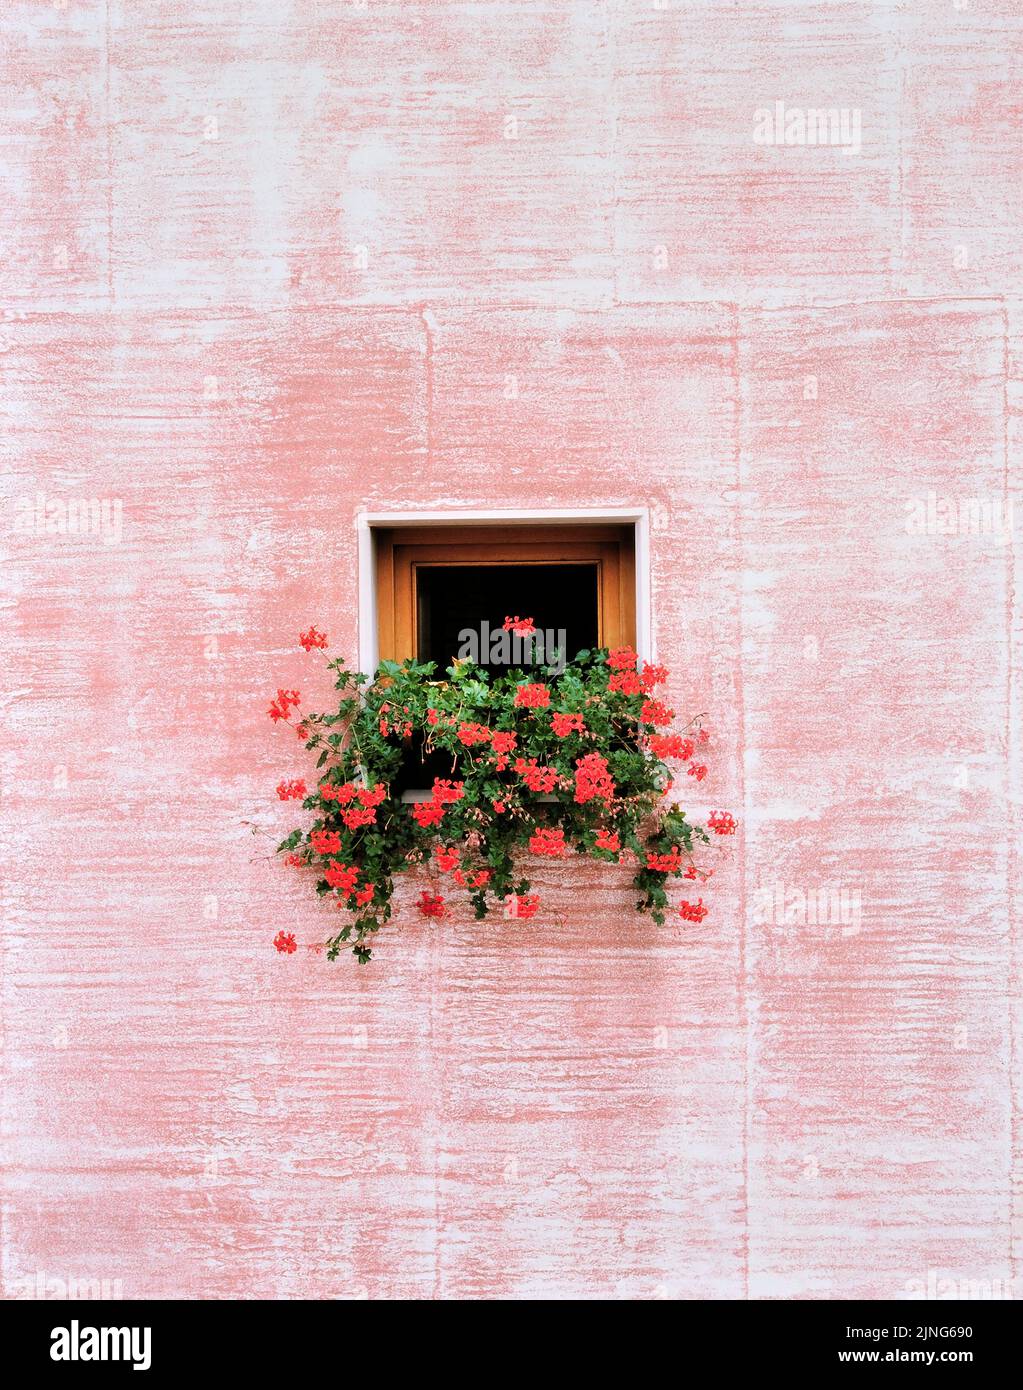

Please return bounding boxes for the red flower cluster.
[323,861,376,908]
[687,763,707,782]
[454,867,491,889]
[514,757,560,793]
[574,752,614,804]
[490,729,517,770]
[513,683,550,709]
[708,810,737,835]
[432,779,465,805]
[273,931,297,954]
[411,778,465,827]
[426,708,440,726]
[298,626,328,652]
[505,893,540,919]
[595,828,620,852]
[268,688,301,723]
[609,669,644,695]
[606,650,666,697]
[607,646,639,671]
[276,779,306,801]
[648,733,692,761]
[295,723,309,740]
[679,898,708,923]
[435,846,460,872]
[284,853,304,867]
[503,615,536,635]
[646,847,683,874]
[457,721,492,747]
[309,829,341,855]
[417,891,445,918]
[324,861,359,894]
[551,711,585,738]
[319,780,387,829]
[529,826,566,857]
[640,699,674,727]
[319,781,384,806]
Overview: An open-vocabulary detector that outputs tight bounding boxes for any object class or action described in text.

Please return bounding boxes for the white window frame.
[355,507,652,677]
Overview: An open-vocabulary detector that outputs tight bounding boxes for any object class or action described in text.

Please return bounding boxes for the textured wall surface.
[2,1,1020,1301]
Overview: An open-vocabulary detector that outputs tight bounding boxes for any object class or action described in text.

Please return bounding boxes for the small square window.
[373,523,636,669]
[365,517,641,795]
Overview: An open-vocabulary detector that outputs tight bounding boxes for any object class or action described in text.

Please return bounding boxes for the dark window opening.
[415,563,599,672]
[390,732,459,799]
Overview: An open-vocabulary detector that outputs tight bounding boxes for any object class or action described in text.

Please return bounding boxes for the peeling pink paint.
[1,1,1019,1301]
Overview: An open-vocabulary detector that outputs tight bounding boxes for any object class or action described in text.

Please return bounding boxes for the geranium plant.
[268,622,736,963]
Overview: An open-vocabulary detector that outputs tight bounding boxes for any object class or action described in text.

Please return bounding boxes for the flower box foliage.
[269,623,736,963]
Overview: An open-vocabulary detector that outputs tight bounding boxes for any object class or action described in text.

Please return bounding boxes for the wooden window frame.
[357,509,652,674]
[374,524,635,666]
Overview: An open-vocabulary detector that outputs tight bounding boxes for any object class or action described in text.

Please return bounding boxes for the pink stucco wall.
[2,1,1020,1300]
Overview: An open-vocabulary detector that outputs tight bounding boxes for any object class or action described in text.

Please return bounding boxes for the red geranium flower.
[298,626,328,652]
[574,752,614,804]
[514,757,560,793]
[324,862,360,895]
[679,898,708,923]
[609,670,643,695]
[457,721,492,747]
[503,615,536,635]
[273,931,297,954]
[276,778,306,801]
[649,734,693,761]
[513,683,550,709]
[417,891,446,918]
[431,779,465,805]
[268,688,301,722]
[640,699,674,726]
[551,711,585,737]
[607,646,638,671]
[529,826,566,857]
